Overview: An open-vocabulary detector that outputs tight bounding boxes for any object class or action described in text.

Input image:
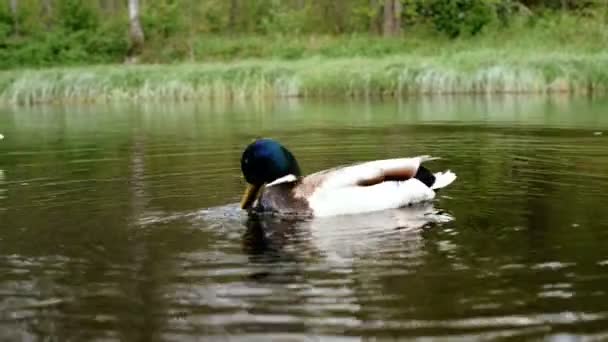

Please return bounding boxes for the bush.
[142,0,184,38]
[57,0,99,32]
[426,0,499,37]
[0,21,128,69]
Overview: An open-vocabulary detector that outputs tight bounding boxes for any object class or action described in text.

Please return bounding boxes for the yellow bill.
[240,183,261,209]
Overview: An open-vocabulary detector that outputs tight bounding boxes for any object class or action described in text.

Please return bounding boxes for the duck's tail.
[431,170,457,190]
[414,166,456,190]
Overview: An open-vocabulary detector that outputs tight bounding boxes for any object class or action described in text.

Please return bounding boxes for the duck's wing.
[301,155,436,192]
[297,156,455,217]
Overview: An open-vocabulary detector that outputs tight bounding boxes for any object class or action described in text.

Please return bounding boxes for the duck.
[240,138,456,218]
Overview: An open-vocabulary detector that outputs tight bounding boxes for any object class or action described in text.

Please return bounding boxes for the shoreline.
[2,53,607,105]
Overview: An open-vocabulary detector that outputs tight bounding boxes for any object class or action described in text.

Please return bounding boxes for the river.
[1,95,608,340]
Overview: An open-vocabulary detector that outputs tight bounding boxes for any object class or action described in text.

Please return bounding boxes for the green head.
[240,138,301,209]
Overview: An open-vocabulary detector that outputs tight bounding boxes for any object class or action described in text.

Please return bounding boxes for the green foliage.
[0,4,12,41]
[57,0,99,32]
[426,0,498,37]
[260,5,309,34]
[142,0,184,38]
[0,1,128,69]
[0,0,606,69]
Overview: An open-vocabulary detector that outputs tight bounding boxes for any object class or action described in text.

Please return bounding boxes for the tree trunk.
[393,0,402,35]
[41,0,52,27]
[333,0,346,33]
[99,0,111,12]
[382,0,401,37]
[111,0,119,13]
[188,0,197,60]
[9,0,18,36]
[382,0,393,37]
[369,0,381,34]
[229,0,238,32]
[42,0,52,15]
[128,0,145,62]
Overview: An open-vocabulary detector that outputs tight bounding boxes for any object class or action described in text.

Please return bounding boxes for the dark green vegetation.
[1,0,607,68]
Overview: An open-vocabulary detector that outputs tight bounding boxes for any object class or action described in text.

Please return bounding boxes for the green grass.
[140,13,608,62]
[2,14,608,105]
[2,52,607,105]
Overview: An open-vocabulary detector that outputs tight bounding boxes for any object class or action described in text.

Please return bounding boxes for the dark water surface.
[1,96,608,341]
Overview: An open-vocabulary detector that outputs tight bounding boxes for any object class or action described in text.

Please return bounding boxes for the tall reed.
[2,52,608,105]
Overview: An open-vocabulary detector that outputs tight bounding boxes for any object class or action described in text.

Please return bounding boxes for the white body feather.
[308,157,456,217]
[309,178,435,217]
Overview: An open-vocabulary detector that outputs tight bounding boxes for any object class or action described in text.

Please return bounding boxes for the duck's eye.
[243,158,249,164]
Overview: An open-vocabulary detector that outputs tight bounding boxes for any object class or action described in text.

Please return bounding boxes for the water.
[1,96,608,340]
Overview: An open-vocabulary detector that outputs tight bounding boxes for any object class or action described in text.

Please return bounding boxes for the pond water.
[1,96,608,340]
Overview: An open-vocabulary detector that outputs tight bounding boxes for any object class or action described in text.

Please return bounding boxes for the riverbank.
[2,13,608,105]
[2,51,608,105]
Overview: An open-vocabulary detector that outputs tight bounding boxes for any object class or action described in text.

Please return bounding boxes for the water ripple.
[2,99,608,340]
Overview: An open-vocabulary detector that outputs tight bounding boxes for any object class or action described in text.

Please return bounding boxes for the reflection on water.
[242,203,451,270]
[1,95,608,340]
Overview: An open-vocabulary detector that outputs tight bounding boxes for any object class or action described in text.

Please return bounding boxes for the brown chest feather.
[254,182,312,217]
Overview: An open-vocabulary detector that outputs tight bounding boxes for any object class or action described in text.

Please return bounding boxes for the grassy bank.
[142,14,608,63]
[2,51,608,105]
[2,14,608,105]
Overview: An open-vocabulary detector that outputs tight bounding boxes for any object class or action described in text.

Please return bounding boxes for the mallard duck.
[240,138,456,217]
